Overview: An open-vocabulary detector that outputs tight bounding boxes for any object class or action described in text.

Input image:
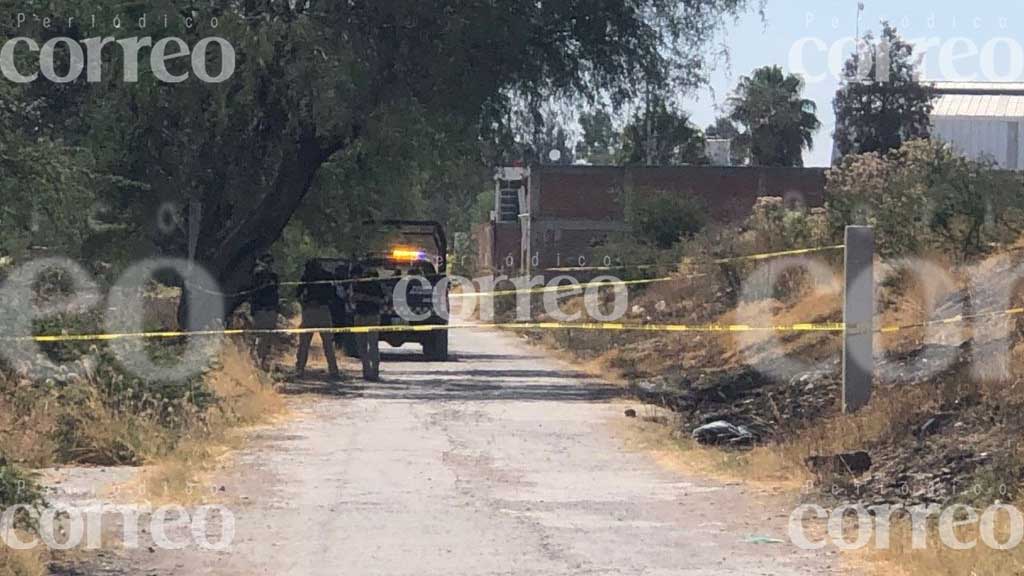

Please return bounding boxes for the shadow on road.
[377,351,536,363]
[277,368,623,402]
[396,368,593,379]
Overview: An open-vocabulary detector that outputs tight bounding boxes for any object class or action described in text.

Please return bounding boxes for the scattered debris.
[917,412,954,438]
[743,535,785,545]
[806,451,873,477]
[631,365,841,442]
[692,421,755,446]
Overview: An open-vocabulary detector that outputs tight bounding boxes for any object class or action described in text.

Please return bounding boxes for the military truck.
[327,220,450,361]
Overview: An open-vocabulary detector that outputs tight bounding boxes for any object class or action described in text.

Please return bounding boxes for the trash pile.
[630,363,842,446]
[628,336,1024,507]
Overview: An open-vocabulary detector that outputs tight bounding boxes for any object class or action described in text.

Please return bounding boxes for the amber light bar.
[391,248,427,261]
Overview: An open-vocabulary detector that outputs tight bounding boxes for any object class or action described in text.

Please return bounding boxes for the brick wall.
[527,165,827,270]
[530,166,625,220]
[474,165,829,273]
[476,221,521,272]
[532,165,826,221]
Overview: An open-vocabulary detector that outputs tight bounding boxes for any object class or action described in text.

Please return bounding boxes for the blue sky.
[684,0,1021,166]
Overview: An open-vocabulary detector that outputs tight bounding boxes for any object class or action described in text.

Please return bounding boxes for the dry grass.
[136,342,286,504]
[602,258,1024,575]
[205,343,287,425]
[529,246,1024,575]
[858,513,1024,576]
[615,371,1024,576]
[0,378,178,468]
[794,385,935,461]
[0,395,59,468]
[0,542,48,576]
[137,434,241,505]
[615,406,810,491]
[54,387,179,466]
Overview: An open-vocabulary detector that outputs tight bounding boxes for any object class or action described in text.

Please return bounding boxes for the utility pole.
[854,2,865,74]
[855,2,864,43]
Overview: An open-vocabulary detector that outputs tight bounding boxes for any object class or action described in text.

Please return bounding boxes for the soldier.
[348,264,383,381]
[294,260,340,379]
[250,253,279,371]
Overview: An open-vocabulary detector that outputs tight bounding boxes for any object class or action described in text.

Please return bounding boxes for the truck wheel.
[422,330,448,361]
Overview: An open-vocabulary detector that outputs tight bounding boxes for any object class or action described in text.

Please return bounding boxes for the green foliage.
[826,140,1024,259]
[833,23,936,158]
[484,105,579,167]
[0,460,45,532]
[271,221,325,297]
[747,197,828,252]
[727,66,820,167]
[0,85,104,260]
[620,99,707,166]
[0,460,45,510]
[2,300,216,466]
[594,233,685,273]
[628,189,708,249]
[576,110,622,165]
[2,0,755,312]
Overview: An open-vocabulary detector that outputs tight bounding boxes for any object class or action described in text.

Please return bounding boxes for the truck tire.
[422,329,448,361]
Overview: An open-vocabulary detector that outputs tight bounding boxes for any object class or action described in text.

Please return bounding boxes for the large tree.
[0,78,138,267]
[832,23,936,159]
[576,110,621,165]
[619,98,707,165]
[487,107,577,166]
[727,66,820,167]
[11,0,755,319]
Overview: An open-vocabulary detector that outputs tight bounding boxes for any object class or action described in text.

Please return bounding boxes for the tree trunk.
[177,131,338,328]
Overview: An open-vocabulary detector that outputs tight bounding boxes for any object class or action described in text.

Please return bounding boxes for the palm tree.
[727,66,821,167]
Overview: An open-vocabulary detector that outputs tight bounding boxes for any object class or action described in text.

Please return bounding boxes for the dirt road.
[114,328,844,575]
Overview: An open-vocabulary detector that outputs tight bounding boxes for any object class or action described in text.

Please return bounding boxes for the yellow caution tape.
[878,307,1024,334]
[186,244,846,296]
[187,275,406,297]
[710,245,846,264]
[16,305,1024,344]
[544,244,846,273]
[450,275,698,298]
[4,319,850,344]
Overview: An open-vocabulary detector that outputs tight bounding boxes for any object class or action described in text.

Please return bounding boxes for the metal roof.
[929,81,1024,94]
[930,82,1024,118]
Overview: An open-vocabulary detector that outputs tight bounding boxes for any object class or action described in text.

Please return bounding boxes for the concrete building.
[476,164,827,274]
[705,139,733,166]
[930,82,1024,170]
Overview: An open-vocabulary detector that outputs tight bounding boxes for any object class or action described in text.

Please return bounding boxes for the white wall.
[931,116,1023,170]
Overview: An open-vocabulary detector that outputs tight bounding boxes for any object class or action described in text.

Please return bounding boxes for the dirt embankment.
[530,248,1024,513]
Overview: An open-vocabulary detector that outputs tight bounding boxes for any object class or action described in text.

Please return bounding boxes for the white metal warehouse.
[930,81,1024,170]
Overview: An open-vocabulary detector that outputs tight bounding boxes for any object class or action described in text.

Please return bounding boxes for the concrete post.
[843,226,874,413]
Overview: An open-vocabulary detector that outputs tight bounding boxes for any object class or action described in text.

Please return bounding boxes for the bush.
[747,196,829,252]
[0,459,45,531]
[0,461,44,510]
[826,140,1024,260]
[674,199,834,303]
[628,188,708,249]
[1,309,218,466]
